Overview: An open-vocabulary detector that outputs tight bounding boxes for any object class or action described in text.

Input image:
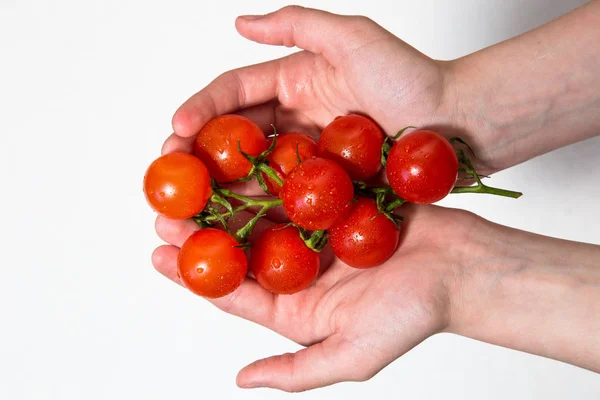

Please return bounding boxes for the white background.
[1,0,599,399]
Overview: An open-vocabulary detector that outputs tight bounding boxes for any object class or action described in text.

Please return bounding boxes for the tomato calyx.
[352,181,405,227]
[380,126,417,167]
[449,137,523,199]
[233,126,285,194]
[273,222,329,252]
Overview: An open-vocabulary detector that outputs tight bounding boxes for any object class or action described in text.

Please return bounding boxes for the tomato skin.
[328,197,400,268]
[177,228,247,299]
[250,224,319,295]
[143,152,212,220]
[262,132,318,195]
[386,130,458,204]
[317,114,385,181]
[194,114,267,183]
[281,157,354,230]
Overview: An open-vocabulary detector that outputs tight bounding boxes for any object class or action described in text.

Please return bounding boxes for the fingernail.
[239,14,265,21]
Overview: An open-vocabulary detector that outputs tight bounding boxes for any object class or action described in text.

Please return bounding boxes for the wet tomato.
[386,130,458,204]
[250,224,319,295]
[317,114,385,181]
[143,151,212,220]
[177,228,247,298]
[262,132,318,195]
[328,197,400,268]
[194,114,267,183]
[281,157,354,230]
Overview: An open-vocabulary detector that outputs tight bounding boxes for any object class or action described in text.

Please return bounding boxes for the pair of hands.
[152,6,507,392]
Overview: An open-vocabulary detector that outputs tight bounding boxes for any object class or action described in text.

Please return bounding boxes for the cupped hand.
[152,204,483,391]
[162,6,467,163]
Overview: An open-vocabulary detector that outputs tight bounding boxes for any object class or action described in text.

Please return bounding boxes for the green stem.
[216,188,282,207]
[384,197,406,212]
[451,184,523,198]
[257,163,284,186]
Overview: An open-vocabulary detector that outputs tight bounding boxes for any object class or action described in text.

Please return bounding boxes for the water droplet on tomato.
[159,192,165,197]
[404,145,410,152]
[272,259,282,269]
[307,183,315,190]
[196,267,205,274]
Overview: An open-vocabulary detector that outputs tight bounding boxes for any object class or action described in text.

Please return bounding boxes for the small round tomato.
[317,114,385,181]
[281,157,354,230]
[194,114,267,183]
[143,152,212,219]
[386,130,458,204]
[177,228,247,299]
[262,132,318,195]
[250,224,319,295]
[328,197,400,268]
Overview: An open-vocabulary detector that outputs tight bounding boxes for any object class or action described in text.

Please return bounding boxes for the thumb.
[235,6,389,65]
[236,334,378,392]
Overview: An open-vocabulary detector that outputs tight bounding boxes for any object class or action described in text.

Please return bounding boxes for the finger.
[161,133,195,155]
[155,216,200,248]
[172,60,281,138]
[152,245,182,285]
[236,101,277,134]
[236,6,388,65]
[237,334,375,392]
[152,243,277,328]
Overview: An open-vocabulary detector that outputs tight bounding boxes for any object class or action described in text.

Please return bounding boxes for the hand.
[153,204,479,391]
[161,6,479,168]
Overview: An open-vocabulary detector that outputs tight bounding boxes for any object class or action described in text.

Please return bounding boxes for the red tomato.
[143,152,212,220]
[317,114,385,181]
[281,157,354,230]
[194,114,267,183]
[177,228,247,298]
[328,197,400,268]
[262,132,318,195]
[250,224,319,294]
[386,130,458,204]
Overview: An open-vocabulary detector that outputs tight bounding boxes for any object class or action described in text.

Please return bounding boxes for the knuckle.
[348,367,376,382]
[280,5,305,15]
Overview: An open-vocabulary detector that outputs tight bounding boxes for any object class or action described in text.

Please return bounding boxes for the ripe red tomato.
[281,157,354,230]
[328,197,400,268]
[177,228,247,298]
[143,151,212,220]
[194,114,267,183]
[386,130,458,204]
[317,114,385,181]
[250,224,319,294]
[262,132,318,195]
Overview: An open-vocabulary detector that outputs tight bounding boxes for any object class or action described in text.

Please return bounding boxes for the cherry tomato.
[250,224,319,294]
[194,114,267,183]
[281,157,354,230]
[262,132,318,195]
[386,130,458,204]
[177,228,247,298]
[317,114,385,181]
[328,197,400,269]
[143,152,212,220]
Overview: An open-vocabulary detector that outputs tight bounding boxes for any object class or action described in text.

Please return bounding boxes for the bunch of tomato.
[144,114,521,298]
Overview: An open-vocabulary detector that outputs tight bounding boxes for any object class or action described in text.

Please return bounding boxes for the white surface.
[1,0,599,399]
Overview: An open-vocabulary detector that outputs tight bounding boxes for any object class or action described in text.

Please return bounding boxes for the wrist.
[444,219,600,371]
[435,59,499,175]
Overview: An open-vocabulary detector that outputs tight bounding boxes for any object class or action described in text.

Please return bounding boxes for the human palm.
[152,6,473,392]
